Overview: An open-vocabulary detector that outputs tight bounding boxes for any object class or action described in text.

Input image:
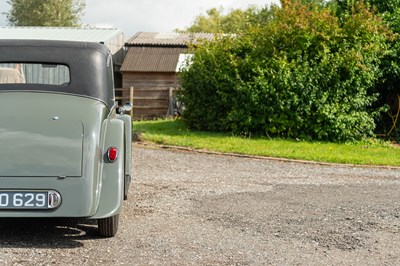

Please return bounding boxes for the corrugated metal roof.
[126,32,214,47]
[0,26,123,43]
[121,46,187,73]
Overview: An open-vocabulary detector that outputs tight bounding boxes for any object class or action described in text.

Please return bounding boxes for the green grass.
[133,119,400,167]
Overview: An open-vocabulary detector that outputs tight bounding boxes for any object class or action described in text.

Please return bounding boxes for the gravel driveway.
[0,144,399,265]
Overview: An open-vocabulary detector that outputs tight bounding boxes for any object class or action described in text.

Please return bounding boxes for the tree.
[5,0,85,27]
[284,0,327,7]
[180,6,268,33]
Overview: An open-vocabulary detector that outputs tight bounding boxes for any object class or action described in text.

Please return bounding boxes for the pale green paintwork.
[117,114,132,176]
[0,92,129,218]
[0,115,83,177]
[91,118,125,219]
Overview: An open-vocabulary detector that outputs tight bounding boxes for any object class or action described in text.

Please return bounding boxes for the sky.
[0,0,280,38]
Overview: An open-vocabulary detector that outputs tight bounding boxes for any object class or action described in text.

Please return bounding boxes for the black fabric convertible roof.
[0,39,115,108]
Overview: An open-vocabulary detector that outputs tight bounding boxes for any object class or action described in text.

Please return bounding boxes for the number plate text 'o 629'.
[0,191,62,209]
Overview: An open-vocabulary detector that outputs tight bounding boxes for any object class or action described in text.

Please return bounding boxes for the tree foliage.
[334,0,400,136]
[179,0,391,142]
[5,0,85,27]
[181,6,269,33]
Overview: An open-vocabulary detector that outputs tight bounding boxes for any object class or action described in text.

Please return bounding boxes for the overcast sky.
[0,0,280,38]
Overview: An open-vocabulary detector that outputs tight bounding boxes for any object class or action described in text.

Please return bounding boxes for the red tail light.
[107,147,118,162]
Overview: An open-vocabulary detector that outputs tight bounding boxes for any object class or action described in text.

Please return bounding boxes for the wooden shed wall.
[122,71,179,120]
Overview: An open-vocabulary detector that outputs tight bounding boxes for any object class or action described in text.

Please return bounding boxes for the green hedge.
[179,1,391,142]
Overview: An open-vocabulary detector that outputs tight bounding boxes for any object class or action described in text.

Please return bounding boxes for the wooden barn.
[121,32,213,120]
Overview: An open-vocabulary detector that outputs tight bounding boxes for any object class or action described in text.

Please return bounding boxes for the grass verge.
[133,119,400,167]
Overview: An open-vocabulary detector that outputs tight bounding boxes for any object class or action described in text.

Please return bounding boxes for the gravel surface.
[0,144,400,265]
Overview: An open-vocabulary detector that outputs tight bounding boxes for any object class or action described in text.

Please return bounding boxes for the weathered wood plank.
[122,72,180,119]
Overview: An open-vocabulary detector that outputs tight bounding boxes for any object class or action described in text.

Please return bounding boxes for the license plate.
[0,190,62,210]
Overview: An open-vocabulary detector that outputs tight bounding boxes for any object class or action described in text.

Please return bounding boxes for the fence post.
[168,87,175,116]
[130,86,134,117]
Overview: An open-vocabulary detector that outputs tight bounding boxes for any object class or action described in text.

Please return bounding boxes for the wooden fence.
[115,86,178,120]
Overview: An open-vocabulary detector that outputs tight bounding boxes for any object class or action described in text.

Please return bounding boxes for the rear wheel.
[98,214,119,237]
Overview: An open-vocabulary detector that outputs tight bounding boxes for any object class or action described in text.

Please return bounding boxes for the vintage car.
[0,39,132,237]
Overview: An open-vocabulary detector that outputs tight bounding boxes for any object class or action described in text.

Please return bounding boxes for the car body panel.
[0,92,107,217]
[92,118,125,219]
[0,112,83,177]
[117,114,133,179]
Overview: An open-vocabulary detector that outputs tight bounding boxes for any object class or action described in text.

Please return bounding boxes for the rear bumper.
[0,176,98,218]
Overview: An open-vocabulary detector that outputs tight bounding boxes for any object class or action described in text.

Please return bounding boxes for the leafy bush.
[179,1,391,141]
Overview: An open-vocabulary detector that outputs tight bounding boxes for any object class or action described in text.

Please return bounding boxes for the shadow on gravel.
[0,218,101,248]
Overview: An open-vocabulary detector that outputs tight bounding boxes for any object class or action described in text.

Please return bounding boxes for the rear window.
[0,63,70,86]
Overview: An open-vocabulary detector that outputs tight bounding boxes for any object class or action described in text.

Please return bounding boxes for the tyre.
[98,214,119,237]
